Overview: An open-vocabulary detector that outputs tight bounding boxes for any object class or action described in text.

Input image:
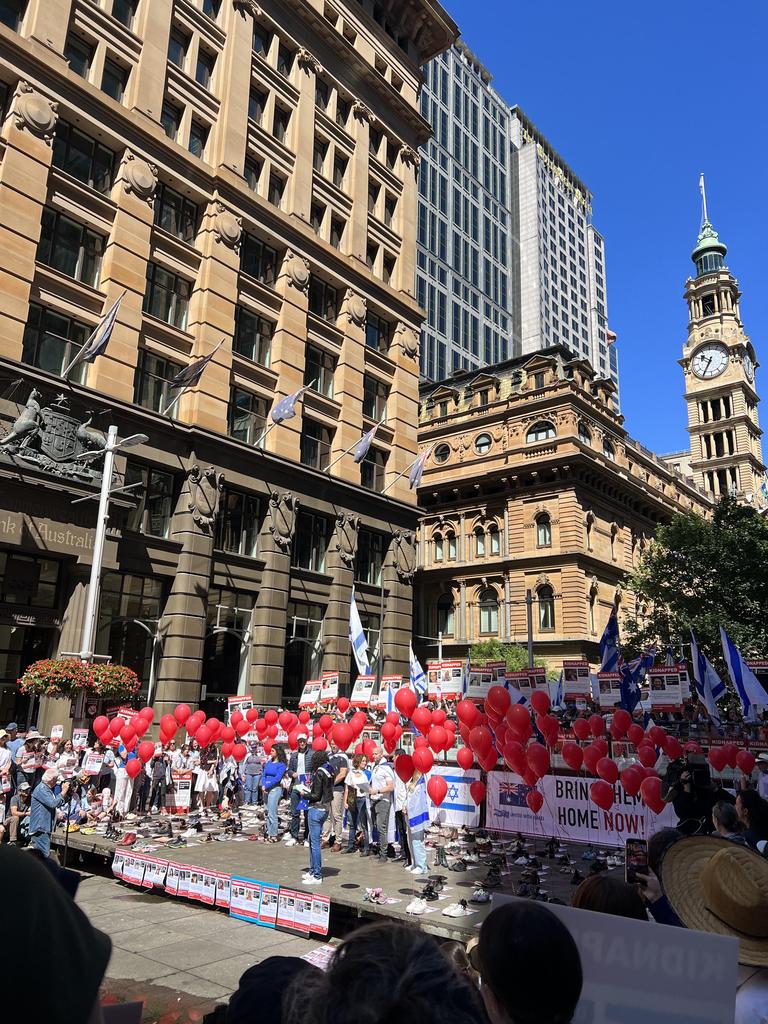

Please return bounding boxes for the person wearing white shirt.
[369,746,396,863]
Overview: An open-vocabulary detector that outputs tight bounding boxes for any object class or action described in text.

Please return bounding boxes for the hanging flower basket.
[18,659,141,701]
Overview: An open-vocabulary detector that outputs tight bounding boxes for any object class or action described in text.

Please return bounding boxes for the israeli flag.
[349,588,372,675]
[720,627,766,721]
[409,644,427,699]
[548,670,565,710]
[599,609,621,673]
[504,680,527,705]
[690,629,725,729]
[407,776,430,831]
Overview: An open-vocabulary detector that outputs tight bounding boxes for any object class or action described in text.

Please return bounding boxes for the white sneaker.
[443,901,470,917]
[303,840,310,847]
[406,898,427,915]
[304,876,322,886]
[514,855,529,866]
[284,837,298,847]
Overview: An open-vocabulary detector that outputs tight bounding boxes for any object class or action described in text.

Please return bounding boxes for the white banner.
[299,680,321,708]
[350,674,375,708]
[427,766,481,827]
[487,771,677,848]
[466,661,506,699]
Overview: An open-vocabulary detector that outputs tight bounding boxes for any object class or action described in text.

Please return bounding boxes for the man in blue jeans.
[285,734,314,846]
[30,769,70,858]
[303,751,334,885]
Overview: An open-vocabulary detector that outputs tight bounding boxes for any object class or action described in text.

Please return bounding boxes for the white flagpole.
[379,444,434,497]
[324,417,385,476]
[254,380,315,446]
[61,290,127,380]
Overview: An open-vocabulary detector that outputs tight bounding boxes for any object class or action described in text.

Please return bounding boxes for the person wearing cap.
[30,768,70,858]
[286,734,314,846]
[5,722,23,770]
[17,730,44,791]
[6,780,31,844]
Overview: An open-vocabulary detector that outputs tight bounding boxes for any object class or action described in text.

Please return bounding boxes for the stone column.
[331,289,367,465]
[249,492,297,704]
[459,581,467,642]
[131,1,175,125]
[348,102,372,264]
[26,0,73,56]
[286,49,321,224]
[153,464,223,716]
[503,573,512,641]
[212,1,253,175]
[321,514,359,692]
[459,512,466,562]
[396,146,419,297]
[0,82,58,361]
[381,530,415,681]
[503,504,511,557]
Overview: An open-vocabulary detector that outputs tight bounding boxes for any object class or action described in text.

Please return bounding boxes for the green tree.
[469,639,555,679]
[623,497,768,672]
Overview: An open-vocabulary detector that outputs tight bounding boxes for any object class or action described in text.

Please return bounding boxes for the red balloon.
[583,744,602,775]
[537,714,559,748]
[262,739,273,755]
[93,716,109,736]
[196,725,212,748]
[264,710,278,725]
[221,741,234,758]
[134,717,149,737]
[362,739,378,759]
[312,737,328,751]
[572,718,591,741]
[124,735,137,752]
[333,723,354,751]
[413,735,429,748]
[722,743,739,770]
[255,719,268,734]
[174,704,192,726]
[456,699,479,727]
[354,743,364,756]
[137,740,155,764]
[267,724,278,739]
[246,708,259,723]
[109,717,124,737]
[527,742,550,780]
[160,714,177,737]
[287,731,299,751]
[526,790,544,813]
[412,747,434,775]
[384,712,398,726]
[119,724,135,743]
[428,725,448,753]
[351,711,367,734]
[395,754,415,783]
[588,714,605,738]
[236,720,250,737]
[278,711,293,731]
[637,744,657,768]
[319,714,333,733]
[445,719,457,731]
[232,743,247,762]
[530,690,551,716]
[708,747,727,773]
[457,746,474,771]
[412,706,433,735]
[139,707,155,722]
[486,685,512,718]
[503,740,528,775]
[684,741,702,755]
[221,726,236,743]
[663,736,684,761]
[186,717,200,737]
[337,697,350,714]
[381,722,396,741]
[394,687,417,720]
[230,711,244,727]
[126,759,142,779]
[627,723,645,746]
[522,766,539,787]
[159,730,173,746]
[597,757,618,785]
[427,775,448,806]
[479,748,498,772]
[506,704,531,735]
[561,741,584,772]
[590,780,614,811]
[620,767,642,797]
[384,738,397,755]
[593,738,609,758]
[737,750,756,775]
[469,780,486,805]
[649,725,667,747]
[640,775,665,814]
[97,731,112,747]
[611,709,632,737]
[469,725,493,755]
[430,708,446,726]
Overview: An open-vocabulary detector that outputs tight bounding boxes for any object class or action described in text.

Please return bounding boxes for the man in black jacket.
[285,734,314,846]
[303,751,333,885]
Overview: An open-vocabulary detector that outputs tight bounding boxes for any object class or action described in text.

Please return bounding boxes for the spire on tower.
[692,174,726,277]
[699,173,708,226]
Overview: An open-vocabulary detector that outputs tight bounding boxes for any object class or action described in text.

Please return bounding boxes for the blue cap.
[6,723,18,731]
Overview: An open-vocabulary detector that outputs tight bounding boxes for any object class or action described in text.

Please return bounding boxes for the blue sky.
[443,0,766,454]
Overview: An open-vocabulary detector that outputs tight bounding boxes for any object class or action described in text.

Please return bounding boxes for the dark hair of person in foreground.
[571,874,648,921]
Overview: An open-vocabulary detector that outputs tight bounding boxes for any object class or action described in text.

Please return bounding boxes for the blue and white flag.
[349,588,371,676]
[504,679,527,705]
[462,652,471,697]
[664,645,676,667]
[409,644,427,700]
[64,291,125,378]
[169,339,224,389]
[690,629,725,729]
[548,670,565,710]
[408,447,431,490]
[759,475,768,503]
[619,647,655,714]
[353,423,379,464]
[720,627,767,722]
[599,609,621,673]
[270,385,311,425]
[407,776,430,831]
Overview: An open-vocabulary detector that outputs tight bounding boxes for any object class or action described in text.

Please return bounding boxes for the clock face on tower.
[691,342,728,379]
[743,352,755,382]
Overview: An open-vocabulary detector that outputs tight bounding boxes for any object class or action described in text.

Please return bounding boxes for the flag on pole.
[407,776,430,831]
[408,448,431,490]
[462,651,471,697]
[548,670,565,710]
[720,627,767,722]
[353,423,380,464]
[690,629,725,729]
[504,680,527,705]
[349,588,371,676]
[63,291,125,378]
[169,339,224,389]
[599,609,621,673]
[619,647,655,714]
[409,644,427,700]
[270,385,311,425]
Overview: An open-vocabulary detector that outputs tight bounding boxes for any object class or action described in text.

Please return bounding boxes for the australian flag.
[64,291,125,378]
[408,447,431,489]
[271,385,311,425]
[619,648,655,713]
[353,424,379,464]
[169,339,224,389]
[498,781,532,807]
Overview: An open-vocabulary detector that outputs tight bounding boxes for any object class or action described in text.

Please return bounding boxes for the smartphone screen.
[625,838,649,884]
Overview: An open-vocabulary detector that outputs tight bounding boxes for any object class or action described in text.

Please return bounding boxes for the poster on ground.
[164,863,180,895]
[215,872,231,909]
[299,680,321,708]
[258,883,280,928]
[466,661,506,699]
[276,889,297,931]
[111,851,125,879]
[487,771,677,848]
[350,674,375,707]
[229,877,262,923]
[309,894,331,936]
[293,891,314,935]
[562,661,592,699]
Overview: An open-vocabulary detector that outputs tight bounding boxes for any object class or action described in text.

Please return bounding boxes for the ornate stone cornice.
[13,81,57,143]
[297,48,323,75]
[232,0,262,16]
[122,151,158,204]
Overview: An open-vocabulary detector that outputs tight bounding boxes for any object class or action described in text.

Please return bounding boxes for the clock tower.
[680,185,764,500]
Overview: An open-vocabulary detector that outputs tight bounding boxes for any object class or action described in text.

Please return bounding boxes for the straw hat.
[662,835,768,966]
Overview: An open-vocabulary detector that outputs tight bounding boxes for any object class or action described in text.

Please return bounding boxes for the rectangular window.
[305,345,336,398]
[308,276,338,321]
[384,194,397,228]
[276,44,293,77]
[273,106,290,144]
[310,202,325,234]
[268,173,285,208]
[244,156,262,191]
[228,387,267,446]
[291,512,331,573]
[0,551,60,609]
[134,349,183,416]
[52,121,114,193]
[123,462,176,538]
[195,50,215,89]
[248,87,267,123]
[368,181,381,216]
[161,102,182,141]
[315,78,329,110]
[216,490,261,557]
[333,153,348,189]
[313,138,328,174]
[330,217,345,250]
[202,0,220,17]
[168,29,189,68]
[252,23,270,56]
[336,96,349,128]
[189,120,209,158]
[142,262,191,330]
[37,208,104,287]
[356,529,384,585]
[363,375,388,421]
[300,419,332,470]
[64,35,93,79]
[233,305,273,366]
[0,0,26,30]
[101,58,127,102]
[22,303,90,379]
[360,448,387,491]
[154,181,198,242]
[240,233,278,284]
[111,0,136,27]
[365,312,391,354]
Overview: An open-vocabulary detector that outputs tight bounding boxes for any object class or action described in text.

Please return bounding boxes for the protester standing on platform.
[242,743,264,806]
[0,730,11,815]
[29,768,69,858]
[304,750,334,885]
[148,750,169,813]
[393,747,412,867]
[341,754,371,856]
[262,745,287,841]
[322,740,349,852]
[369,745,396,863]
[286,733,313,847]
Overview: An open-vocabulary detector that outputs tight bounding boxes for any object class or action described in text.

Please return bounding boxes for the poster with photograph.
[167,771,193,813]
[215,872,231,909]
[72,728,89,750]
[276,889,297,931]
[319,672,339,705]
[111,851,125,880]
[177,867,192,899]
[227,696,253,723]
[229,877,262,923]
[597,672,623,709]
[426,660,464,700]
[466,661,506,699]
[123,855,146,886]
[139,856,156,888]
[164,863,180,895]
[293,891,314,935]
[82,751,104,776]
[309,894,331,936]
[370,675,404,712]
[258,884,280,928]
[645,666,688,711]
[199,872,217,906]
[299,680,321,708]
[187,871,202,902]
[562,660,592,699]
[350,674,375,708]
[505,667,547,700]
[50,724,63,741]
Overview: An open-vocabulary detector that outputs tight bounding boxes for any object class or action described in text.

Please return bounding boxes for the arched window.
[526,421,556,444]
[578,421,591,445]
[434,534,443,562]
[479,589,499,634]
[447,532,457,560]
[437,593,454,636]
[538,585,555,630]
[489,526,500,555]
[603,439,615,461]
[536,513,552,548]
[475,529,485,556]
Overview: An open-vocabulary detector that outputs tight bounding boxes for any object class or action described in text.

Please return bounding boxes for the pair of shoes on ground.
[443,899,471,918]
[301,872,322,886]
[470,887,491,903]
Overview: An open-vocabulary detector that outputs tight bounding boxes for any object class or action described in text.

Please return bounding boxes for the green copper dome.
[692,221,727,276]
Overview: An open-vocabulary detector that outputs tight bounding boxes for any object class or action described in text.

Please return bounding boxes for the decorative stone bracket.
[213,202,243,250]
[281,249,310,293]
[268,491,298,553]
[188,465,225,530]
[122,151,158,204]
[12,81,58,144]
[334,513,360,568]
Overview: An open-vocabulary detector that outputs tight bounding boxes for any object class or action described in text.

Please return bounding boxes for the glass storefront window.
[283,600,324,702]
[0,551,60,607]
[97,572,164,689]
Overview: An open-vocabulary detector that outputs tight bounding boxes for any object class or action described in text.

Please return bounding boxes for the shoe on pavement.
[470,888,491,903]
[406,898,427,916]
[284,837,298,847]
[304,876,322,885]
[442,900,470,917]
[304,840,310,847]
